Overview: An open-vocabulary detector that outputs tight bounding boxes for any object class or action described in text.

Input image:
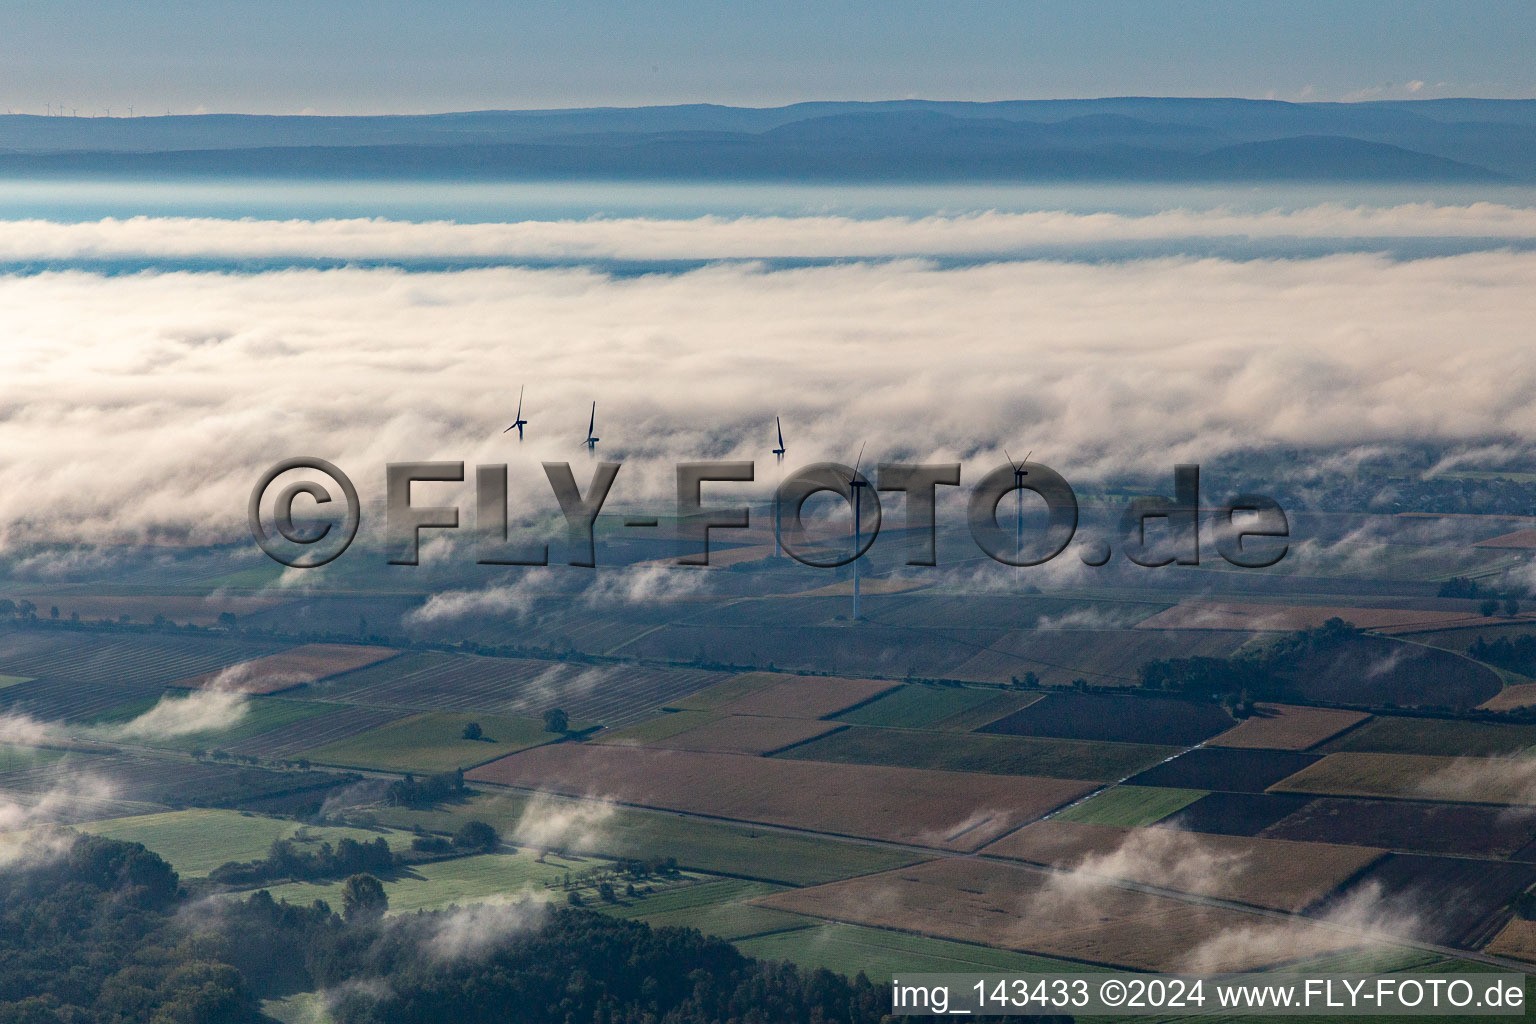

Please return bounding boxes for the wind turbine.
[503,385,528,440]
[848,442,868,621]
[1004,448,1032,570]
[772,417,787,558]
[583,402,599,452]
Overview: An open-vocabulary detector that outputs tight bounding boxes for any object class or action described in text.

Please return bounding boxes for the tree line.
[0,832,1070,1023]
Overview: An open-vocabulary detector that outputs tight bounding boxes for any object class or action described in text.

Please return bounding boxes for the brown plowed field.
[753,858,1360,972]
[466,743,1093,850]
[983,820,1382,912]
[173,644,397,694]
[1207,704,1370,750]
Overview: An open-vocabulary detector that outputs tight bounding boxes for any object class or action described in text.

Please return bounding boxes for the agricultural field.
[0,630,289,691]
[1318,715,1536,757]
[590,710,715,746]
[1258,797,1536,859]
[466,743,1095,851]
[86,695,334,754]
[978,692,1235,746]
[602,877,809,941]
[221,705,418,759]
[928,691,1043,731]
[172,643,398,694]
[1486,918,1536,964]
[709,673,900,719]
[981,820,1384,912]
[779,726,1181,781]
[1312,853,1536,948]
[314,650,727,729]
[734,923,1090,982]
[1125,747,1322,793]
[302,712,566,772]
[949,628,1252,688]
[753,858,1361,972]
[1482,683,1536,711]
[1160,792,1318,837]
[369,789,918,885]
[1053,786,1207,827]
[74,808,415,876]
[834,683,1010,729]
[638,715,842,756]
[1410,620,1536,654]
[0,677,161,722]
[10,594,281,628]
[1283,635,1500,709]
[1135,602,1484,633]
[249,849,584,914]
[614,621,1004,682]
[1207,704,1371,750]
[1269,752,1536,806]
[0,748,357,813]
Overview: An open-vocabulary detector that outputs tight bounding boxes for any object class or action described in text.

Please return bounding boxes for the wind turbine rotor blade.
[849,441,867,484]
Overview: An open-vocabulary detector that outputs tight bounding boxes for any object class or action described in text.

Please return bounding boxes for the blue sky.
[4,1,1535,115]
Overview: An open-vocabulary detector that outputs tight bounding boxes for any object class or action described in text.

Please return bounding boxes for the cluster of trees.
[0,833,258,1021]
[1470,634,1536,675]
[386,768,465,808]
[210,835,396,887]
[212,821,500,886]
[1140,618,1360,702]
[1439,578,1522,617]
[3,833,1073,1024]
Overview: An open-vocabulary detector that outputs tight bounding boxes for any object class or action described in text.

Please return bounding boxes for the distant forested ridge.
[0,98,1532,181]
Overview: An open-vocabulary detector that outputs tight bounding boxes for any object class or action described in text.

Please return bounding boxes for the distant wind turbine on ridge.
[503,385,528,440]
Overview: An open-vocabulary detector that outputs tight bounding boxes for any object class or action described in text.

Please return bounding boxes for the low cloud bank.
[3,205,1536,264]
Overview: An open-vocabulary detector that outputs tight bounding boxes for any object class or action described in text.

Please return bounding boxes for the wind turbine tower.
[849,443,868,621]
[584,402,600,452]
[504,385,528,440]
[772,417,786,558]
[1005,449,1031,571]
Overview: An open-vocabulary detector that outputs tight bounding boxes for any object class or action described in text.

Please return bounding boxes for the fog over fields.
[0,204,1533,554]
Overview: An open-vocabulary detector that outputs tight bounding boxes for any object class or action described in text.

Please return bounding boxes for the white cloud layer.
[1,211,1535,551]
[3,205,1536,264]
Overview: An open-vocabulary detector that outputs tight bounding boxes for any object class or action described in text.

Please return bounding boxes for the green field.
[735,923,1091,982]
[604,876,781,918]
[76,809,416,876]
[593,710,714,745]
[1319,715,1536,757]
[370,790,918,885]
[931,691,1042,731]
[603,876,811,940]
[834,685,1005,729]
[0,742,67,779]
[1052,785,1207,827]
[628,899,813,942]
[303,712,565,772]
[779,726,1180,781]
[88,695,333,753]
[262,992,333,1024]
[666,673,770,711]
[250,849,583,913]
